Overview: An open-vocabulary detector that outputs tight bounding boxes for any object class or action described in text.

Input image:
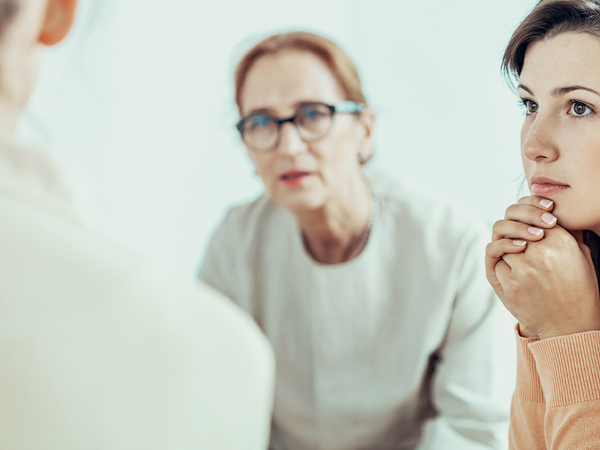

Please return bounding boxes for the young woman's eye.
[569,101,593,117]
[523,100,538,115]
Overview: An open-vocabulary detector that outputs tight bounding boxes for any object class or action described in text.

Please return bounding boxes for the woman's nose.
[521,114,560,163]
[276,122,308,155]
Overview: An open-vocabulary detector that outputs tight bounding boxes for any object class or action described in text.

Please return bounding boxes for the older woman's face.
[239,50,372,212]
[519,32,600,234]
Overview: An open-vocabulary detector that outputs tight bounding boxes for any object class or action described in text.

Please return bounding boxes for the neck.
[0,97,18,137]
[296,175,372,264]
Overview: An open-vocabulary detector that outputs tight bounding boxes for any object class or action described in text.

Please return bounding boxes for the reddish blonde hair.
[234,31,367,114]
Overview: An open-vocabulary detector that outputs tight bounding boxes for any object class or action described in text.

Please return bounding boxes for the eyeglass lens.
[241,103,333,151]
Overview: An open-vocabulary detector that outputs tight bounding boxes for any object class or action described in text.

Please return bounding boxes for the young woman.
[486,1,600,448]
[200,31,514,449]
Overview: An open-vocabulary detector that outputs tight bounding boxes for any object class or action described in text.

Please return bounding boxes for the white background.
[19,0,536,277]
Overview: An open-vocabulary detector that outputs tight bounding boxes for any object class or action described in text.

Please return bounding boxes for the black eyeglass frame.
[235,101,365,152]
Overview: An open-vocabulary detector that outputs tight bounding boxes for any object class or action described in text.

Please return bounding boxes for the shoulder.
[0,200,275,447]
[210,192,288,249]
[367,168,489,247]
[2,194,273,368]
[221,193,277,227]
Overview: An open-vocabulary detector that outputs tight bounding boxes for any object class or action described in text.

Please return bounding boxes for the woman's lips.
[531,176,570,196]
[279,171,312,186]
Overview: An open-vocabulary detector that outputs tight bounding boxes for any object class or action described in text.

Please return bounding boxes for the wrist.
[538,322,600,340]
[517,323,539,339]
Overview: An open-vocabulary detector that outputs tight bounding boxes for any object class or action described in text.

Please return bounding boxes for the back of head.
[503,0,600,81]
[234,31,367,115]
[0,0,78,135]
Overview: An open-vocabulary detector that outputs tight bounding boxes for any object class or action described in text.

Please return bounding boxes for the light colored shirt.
[0,138,275,450]
[199,171,516,450]
[509,327,600,450]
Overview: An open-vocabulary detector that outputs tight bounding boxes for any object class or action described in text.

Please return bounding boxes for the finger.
[487,238,528,260]
[495,259,512,290]
[493,259,518,316]
[502,252,522,267]
[516,195,555,212]
[494,260,522,322]
[504,203,558,229]
[492,219,545,242]
[486,239,527,283]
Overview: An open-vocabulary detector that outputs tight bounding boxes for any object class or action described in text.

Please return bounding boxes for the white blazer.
[0,139,275,450]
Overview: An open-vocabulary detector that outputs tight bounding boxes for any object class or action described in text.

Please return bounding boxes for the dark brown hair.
[503,0,600,285]
[503,0,600,82]
[234,31,367,114]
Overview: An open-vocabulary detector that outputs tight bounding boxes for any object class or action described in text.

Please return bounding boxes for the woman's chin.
[275,193,325,213]
[554,211,600,234]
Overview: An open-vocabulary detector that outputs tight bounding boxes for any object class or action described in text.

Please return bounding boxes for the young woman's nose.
[276,122,308,156]
[521,113,560,163]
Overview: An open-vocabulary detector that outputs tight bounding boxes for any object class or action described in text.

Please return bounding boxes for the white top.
[0,138,275,450]
[200,171,516,450]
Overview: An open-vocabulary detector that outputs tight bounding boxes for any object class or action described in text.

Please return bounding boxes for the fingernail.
[540,199,553,208]
[513,240,527,246]
[542,213,557,225]
[528,227,544,236]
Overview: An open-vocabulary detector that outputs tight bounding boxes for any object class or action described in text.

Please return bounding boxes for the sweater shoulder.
[367,169,489,244]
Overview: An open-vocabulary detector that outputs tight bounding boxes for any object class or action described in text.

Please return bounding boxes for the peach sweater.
[510,328,600,449]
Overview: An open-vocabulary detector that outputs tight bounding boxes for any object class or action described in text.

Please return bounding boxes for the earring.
[359,149,370,164]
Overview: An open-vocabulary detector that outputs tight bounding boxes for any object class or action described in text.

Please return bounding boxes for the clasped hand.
[485,196,600,339]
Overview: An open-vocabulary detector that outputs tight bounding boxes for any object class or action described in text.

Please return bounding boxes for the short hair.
[234,31,367,115]
[503,0,600,82]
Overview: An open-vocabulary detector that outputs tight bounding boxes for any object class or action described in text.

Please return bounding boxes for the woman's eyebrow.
[550,85,600,98]
[245,108,274,116]
[517,84,534,96]
[517,84,600,98]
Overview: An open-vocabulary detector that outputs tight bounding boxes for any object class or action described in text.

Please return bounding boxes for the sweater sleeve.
[509,327,546,450]
[528,331,600,450]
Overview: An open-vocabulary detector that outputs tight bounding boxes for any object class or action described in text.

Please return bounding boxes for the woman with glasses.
[199,31,514,449]
[485,1,600,448]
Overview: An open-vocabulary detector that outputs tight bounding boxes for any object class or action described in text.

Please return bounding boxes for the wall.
[19,0,536,276]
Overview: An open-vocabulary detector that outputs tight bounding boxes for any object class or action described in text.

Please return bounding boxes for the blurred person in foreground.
[485,0,600,448]
[0,1,274,449]
[199,31,515,450]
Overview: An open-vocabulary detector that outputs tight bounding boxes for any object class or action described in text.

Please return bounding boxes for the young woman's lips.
[279,171,312,185]
[531,176,570,196]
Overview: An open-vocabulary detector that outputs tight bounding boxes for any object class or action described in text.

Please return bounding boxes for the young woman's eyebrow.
[518,83,600,98]
[517,84,534,96]
[550,85,600,98]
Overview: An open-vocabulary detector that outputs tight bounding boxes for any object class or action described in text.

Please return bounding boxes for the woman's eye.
[250,115,271,129]
[569,101,593,117]
[303,109,324,120]
[524,100,538,115]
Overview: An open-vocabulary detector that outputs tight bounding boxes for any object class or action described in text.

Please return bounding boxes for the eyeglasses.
[236,101,365,153]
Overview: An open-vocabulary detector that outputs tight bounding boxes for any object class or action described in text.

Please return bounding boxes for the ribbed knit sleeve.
[528,331,600,450]
[509,327,546,450]
[529,331,600,407]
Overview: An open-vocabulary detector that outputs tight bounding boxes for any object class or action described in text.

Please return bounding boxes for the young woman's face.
[519,32,600,234]
[239,50,373,213]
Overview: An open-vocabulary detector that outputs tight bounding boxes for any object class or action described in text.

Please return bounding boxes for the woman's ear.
[38,0,77,46]
[357,106,376,162]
